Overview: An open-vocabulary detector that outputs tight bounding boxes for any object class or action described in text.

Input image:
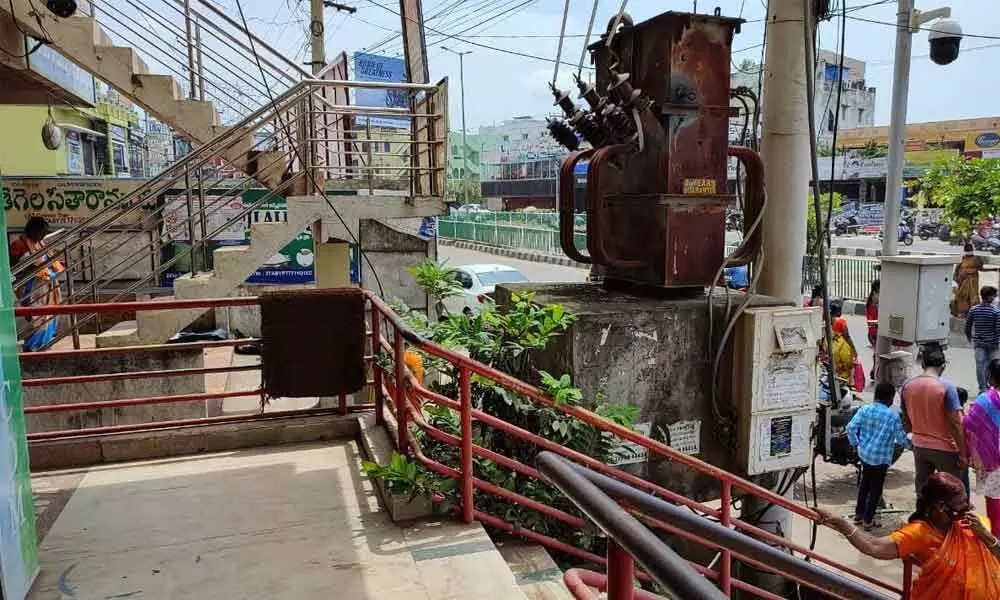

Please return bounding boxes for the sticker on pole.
[607,422,651,466]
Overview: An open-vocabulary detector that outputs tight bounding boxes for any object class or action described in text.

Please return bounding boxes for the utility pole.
[309,0,326,75]
[744,0,810,594]
[876,2,953,371]
[758,0,810,304]
[442,46,471,204]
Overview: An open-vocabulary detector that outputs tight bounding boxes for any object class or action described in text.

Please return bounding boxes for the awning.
[56,123,105,137]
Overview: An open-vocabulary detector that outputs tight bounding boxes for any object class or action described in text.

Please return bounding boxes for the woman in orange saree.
[815,472,1000,599]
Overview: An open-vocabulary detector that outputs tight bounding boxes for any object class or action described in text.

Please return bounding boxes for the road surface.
[725,230,960,254]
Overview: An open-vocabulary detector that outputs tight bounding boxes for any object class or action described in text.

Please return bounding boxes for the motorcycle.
[832,213,860,236]
[878,223,914,246]
[917,222,940,241]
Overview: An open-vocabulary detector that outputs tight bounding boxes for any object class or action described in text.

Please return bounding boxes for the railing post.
[393,328,407,453]
[370,309,384,425]
[902,560,912,600]
[606,540,634,600]
[459,365,473,524]
[720,481,732,596]
[183,0,196,99]
[64,250,80,350]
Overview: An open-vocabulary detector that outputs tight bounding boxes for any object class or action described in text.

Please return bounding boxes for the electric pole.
[442,46,472,204]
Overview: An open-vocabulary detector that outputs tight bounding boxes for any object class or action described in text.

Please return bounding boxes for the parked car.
[443,264,529,314]
[452,203,489,216]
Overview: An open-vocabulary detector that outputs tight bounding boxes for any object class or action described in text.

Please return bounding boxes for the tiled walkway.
[29,441,526,599]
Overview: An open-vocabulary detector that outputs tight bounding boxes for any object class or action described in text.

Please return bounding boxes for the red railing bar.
[23,364,260,387]
[407,436,589,530]
[27,404,375,441]
[392,327,407,453]
[474,510,606,566]
[371,310,385,426]
[25,388,262,414]
[19,338,261,361]
[606,541,634,600]
[459,365,474,525]
[563,570,665,600]
[14,296,260,317]
[720,481,732,596]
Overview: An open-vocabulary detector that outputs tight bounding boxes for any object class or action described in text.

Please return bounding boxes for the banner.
[0,178,39,599]
[352,52,409,129]
[2,177,153,229]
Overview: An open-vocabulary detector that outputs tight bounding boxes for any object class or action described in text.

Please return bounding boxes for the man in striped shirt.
[965,285,1000,392]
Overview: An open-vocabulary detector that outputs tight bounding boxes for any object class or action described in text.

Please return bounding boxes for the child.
[847,382,912,530]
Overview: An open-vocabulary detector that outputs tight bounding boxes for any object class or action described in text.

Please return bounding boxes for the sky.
[221,0,1000,131]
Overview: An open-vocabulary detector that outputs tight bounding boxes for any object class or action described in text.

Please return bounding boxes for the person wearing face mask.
[814,472,1000,600]
[953,243,993,318]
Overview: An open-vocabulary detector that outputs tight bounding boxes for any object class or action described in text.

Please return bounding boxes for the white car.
[444,264,529,314]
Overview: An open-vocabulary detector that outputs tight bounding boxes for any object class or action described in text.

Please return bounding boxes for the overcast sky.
[224,0,1000,131]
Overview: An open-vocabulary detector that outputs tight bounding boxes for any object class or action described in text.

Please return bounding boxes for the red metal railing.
[362,291,905,600]
[16,297,373,440]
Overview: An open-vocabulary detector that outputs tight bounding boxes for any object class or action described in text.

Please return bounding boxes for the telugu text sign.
[2,178,153,229]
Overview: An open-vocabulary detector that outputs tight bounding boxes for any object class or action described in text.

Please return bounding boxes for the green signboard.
[0,177,39,598]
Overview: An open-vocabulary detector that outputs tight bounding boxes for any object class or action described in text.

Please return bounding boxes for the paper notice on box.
[667,420,701,455]
[607,422,651,466]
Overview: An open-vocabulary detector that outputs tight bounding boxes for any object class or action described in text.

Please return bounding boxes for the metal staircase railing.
[13,78,448,348]
[83,0,309,124]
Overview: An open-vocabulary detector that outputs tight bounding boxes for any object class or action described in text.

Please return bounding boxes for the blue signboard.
[352,52,409,129]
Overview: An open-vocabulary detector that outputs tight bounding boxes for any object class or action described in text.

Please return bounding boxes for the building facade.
[476,116,565,210]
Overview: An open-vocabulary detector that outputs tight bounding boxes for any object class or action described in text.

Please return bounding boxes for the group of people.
[814,341,1000,598]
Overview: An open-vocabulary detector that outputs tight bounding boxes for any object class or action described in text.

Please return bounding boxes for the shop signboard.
[28,44,96,104]
[2,177,153,229]
[0,178,39,599]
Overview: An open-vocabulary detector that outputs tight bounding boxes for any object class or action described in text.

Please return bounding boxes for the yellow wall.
[0,106,93,176]
[839,117,1000,152]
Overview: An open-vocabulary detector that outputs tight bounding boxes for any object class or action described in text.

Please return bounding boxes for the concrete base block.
[29,411,360,470]
[357,413,439,522]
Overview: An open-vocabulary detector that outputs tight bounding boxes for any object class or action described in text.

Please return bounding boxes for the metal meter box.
[731,307,822,475]
[879,255,954,343]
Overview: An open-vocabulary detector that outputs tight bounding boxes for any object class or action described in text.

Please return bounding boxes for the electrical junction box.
[730,306,822,476]
[878,255,954,343]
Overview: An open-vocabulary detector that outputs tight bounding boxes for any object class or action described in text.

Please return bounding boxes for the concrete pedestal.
[496,282,790,501]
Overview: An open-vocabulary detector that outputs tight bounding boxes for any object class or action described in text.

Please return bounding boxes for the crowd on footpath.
[805,277,1000,598]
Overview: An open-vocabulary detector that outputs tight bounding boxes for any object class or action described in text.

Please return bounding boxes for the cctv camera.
[928,20,962,65]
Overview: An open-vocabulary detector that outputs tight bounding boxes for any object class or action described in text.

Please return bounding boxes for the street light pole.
[442,46,472,204]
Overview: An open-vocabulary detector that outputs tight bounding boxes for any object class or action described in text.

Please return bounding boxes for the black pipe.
[536,452,727,600]
[548,454,893,600]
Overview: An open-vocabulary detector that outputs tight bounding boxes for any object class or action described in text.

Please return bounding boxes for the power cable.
[846,14,1000,41]
[577,0,599,77]
[551,0,571,85]
[823,0,847,251]
[362,0,594,69]
[233,0,386,297]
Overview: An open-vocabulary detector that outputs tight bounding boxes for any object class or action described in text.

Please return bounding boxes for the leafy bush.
[361,277,640,565]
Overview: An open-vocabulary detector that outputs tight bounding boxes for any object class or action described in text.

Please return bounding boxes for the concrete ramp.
[30,441,526,599]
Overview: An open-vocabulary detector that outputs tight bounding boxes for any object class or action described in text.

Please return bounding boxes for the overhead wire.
[233,0,386,297]
[576,0,599,77]
[551,0,571,85]
[846,14,1000,40]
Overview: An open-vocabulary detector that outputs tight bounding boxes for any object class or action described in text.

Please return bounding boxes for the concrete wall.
[360,219,434,312]
[22,346,212,433]
[496,283,789,501]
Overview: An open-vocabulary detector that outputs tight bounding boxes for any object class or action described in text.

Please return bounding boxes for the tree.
[446,177,481,205]
[857,139,888,159]
[920,157,1000,236]
[806,191,843,253]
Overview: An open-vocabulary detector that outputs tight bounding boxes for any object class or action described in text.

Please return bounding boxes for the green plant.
[921,157,1000,237]
[857,139,888,159]
[406,260,462,317]
[361,452,455,501]
[806,191,843,254]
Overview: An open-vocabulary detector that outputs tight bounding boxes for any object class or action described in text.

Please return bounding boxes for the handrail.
[536,452,726,600]
[539,453,893,600]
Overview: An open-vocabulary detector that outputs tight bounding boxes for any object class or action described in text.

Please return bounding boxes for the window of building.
[522,133,528,140]
[502,135,509,142]
[384,142,391,152]
[452,144,458,155]
[452,168,459,178]
[858,108,865,123]
[65,131,84,175]
[827,109,836,132]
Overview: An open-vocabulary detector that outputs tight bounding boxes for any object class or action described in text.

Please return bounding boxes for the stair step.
[133,73,182,101]
[94,45,144,75]
[497,541,574,600]
[94,320,140,349]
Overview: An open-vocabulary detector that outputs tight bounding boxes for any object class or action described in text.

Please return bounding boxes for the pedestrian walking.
[847,382,912,531]
[965,285,1000,393]
[963,359,1000,537]
[866,279,880,381]
[900,343,968,496]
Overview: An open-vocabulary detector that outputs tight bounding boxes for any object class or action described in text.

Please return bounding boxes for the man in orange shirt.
[900,344,968,496]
